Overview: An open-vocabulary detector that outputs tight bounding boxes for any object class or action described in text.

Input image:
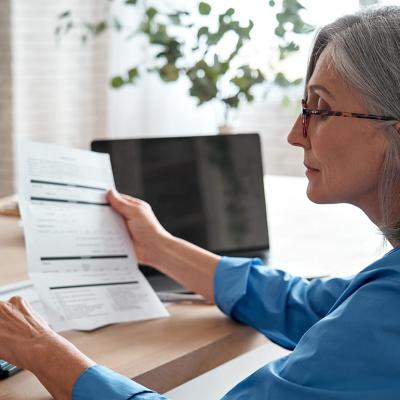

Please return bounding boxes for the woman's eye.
[317,97,330,110]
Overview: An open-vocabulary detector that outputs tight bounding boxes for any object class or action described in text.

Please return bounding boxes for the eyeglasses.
[301,98,397,138]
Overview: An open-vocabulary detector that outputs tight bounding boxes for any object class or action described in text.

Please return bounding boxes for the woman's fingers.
[107,189,137,218]
[107,189,150,218]
[7,296,22,316]
[8,296,48,327]
[121,194,148,206]
[0,295,94,386]
[8,296,33,317]
[8,296,24,308]
[106,189,168,266]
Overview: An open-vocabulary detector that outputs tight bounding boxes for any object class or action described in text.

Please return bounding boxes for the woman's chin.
[306,184,331,204]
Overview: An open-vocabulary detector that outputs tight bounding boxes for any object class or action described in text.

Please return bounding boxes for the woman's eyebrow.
[307,84,335,99]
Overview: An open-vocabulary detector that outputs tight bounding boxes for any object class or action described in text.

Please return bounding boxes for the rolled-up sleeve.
[214,257,263,315]
[214,257,351,349]
[72,365,168,400]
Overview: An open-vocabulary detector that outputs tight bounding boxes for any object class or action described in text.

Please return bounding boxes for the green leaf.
[159,64,180,82]
[206,33,221,46]
[146,7,157,20]
[274,0,314,39]
[293,21,314,34]
[281,0,304,13]
[168,13,182,25]
[125,0,138,4]
[197,26,209,39]
[279,41,300,60]
[223,95,240,109]
[231,65,265,98]
[58,11,71,19]
[292,77,303,85]
[189,77,218,104]
[94,21,107,35]
[274,25,285,37]
[219,61,230,75]
[244,92,254,102]
[226,8,235,16]
[128,67,139,82]
[199,2,211,15]
[187,61,219,104]
[276,12,286,24]
[274,72,301,87]
[269,0,276,6]
[148,23,171,45]
[111,76,125,88]
[231,76,251,91]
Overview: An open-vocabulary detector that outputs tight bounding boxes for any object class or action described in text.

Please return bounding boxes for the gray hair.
[305,6,400,245]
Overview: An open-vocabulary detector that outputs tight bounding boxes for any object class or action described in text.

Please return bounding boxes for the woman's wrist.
[148,232,177,268]
[27,332,95,400]
[149,234,221,301]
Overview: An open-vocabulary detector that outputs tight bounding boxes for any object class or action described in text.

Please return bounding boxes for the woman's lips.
[304,163,320,176]
[304,163,319,171]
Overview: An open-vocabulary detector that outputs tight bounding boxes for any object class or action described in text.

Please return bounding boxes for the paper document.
[0,280,47,322]
[18,141,168,332]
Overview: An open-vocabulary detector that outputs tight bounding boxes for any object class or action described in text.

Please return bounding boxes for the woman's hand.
[0,295,54,370]
[0,296,94,400]
[107,189,220,301]
[107,189,173,267]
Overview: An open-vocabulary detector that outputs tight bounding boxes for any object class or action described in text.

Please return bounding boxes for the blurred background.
[0,2,397,397]
[0,0,393,197]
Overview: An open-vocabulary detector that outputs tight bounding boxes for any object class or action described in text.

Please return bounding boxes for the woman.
[2,5,400,399]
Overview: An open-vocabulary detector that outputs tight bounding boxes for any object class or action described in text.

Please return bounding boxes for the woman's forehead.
[307,50,339,97]
[307,49,361,107]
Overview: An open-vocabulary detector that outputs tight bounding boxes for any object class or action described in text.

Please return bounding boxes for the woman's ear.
[394,122,400,135]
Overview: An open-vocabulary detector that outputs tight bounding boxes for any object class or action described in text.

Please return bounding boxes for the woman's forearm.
[152,236,221,302]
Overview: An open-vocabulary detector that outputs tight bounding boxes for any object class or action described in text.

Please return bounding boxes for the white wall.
[12,0,109,149]
[0,0,13,197]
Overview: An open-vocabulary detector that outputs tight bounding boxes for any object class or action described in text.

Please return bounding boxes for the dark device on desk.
[91,133,269,291]
[0,360,21,379]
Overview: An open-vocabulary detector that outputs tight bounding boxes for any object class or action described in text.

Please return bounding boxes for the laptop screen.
[91,133,269,255]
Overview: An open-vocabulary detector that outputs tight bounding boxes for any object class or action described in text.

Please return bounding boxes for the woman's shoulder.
[325,249,400,316]
[357,246,400,281]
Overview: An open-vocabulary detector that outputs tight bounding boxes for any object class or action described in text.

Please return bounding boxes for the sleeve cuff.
[72,365,155,400]
[214,256,264,316]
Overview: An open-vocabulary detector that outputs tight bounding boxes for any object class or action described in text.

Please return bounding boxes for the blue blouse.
[73,248,400,399]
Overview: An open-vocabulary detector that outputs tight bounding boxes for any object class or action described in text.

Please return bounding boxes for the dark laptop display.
[91,133,269,258]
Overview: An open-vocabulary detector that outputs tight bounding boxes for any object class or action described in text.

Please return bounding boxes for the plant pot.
[218,124,235,134]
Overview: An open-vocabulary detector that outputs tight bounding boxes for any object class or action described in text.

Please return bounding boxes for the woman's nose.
[287,115,310,149]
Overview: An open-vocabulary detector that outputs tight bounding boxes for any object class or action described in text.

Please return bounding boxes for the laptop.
[91,133,269,292]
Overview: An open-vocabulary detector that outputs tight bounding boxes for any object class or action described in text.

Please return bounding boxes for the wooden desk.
[0,216,267,399]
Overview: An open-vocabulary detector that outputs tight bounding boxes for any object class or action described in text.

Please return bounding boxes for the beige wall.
[0,0,110,197]
[0,0,14,197]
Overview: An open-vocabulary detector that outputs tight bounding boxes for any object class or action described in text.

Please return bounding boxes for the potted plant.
[57,0,313,132]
